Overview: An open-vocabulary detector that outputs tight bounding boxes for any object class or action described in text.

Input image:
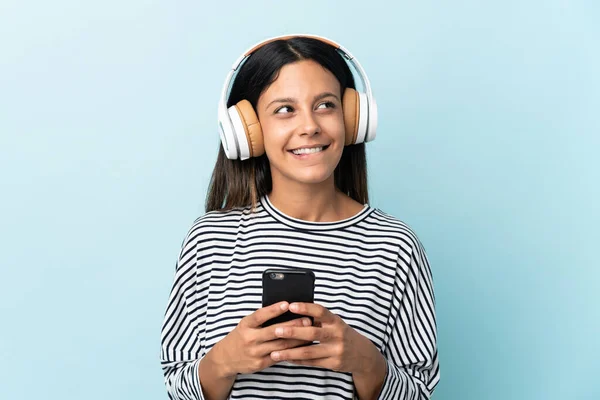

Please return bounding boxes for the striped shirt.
[160,195,440,399]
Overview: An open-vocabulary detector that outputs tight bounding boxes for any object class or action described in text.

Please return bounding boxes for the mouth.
[288,145,330,157]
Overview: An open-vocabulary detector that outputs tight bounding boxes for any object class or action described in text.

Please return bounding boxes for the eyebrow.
[266,92,340,110]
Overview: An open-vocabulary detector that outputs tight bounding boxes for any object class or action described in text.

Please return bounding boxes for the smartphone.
[262,268,315,327]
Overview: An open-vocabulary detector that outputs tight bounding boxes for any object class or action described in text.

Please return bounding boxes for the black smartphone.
[262,268,315,327]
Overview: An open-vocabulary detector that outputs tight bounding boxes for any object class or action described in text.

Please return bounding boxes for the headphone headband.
[218,34,377,160]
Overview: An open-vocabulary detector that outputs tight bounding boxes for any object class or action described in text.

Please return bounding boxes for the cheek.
[261,120,293,153]
[327,127,347,151]
[323,113,346,138]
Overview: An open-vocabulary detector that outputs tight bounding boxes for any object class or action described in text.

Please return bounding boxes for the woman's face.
[256,59,345,189]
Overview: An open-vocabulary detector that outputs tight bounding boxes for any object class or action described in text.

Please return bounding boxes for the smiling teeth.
[292,147,324,155]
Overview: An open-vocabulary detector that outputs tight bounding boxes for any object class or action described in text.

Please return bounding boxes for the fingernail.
[280,302,288,311]
[275,327,284,336]
[290,303,299,312]
[302,318,311,326]
[271,352,280,361]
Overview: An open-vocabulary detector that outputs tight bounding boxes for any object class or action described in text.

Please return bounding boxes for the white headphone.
[218,34,378,160]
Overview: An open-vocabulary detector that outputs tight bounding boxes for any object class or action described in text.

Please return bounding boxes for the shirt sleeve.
[376,237,441,399]
[160,228,207,400]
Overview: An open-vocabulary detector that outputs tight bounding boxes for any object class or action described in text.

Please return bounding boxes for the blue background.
[1,1,598,399]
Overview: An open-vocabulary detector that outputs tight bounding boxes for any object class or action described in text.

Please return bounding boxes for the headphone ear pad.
[342,88,360,145]
[234,100,264,157]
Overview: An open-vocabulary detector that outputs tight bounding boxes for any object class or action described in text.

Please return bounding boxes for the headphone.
[218,34,378,161]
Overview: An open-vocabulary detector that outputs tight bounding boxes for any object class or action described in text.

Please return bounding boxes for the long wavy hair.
[205,37,369,212]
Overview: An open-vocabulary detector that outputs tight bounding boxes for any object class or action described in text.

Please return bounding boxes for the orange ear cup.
[234,100,265,157]
[342,88,360,146]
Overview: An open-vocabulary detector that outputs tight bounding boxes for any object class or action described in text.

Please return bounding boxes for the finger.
[271,343,332,362]
[254,355,278,372]
[274,326,333,342]
[244,302,289,328]
[255,338,312,357]
[255,317,312,343]
[280,317,313,328]
[289,302,335,323]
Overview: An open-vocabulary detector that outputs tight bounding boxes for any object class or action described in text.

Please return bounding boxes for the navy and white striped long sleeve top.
[160,195,440,399]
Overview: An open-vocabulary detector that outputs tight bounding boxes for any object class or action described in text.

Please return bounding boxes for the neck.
[268,177,345,222]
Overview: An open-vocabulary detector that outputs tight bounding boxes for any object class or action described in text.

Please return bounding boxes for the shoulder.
[180,205,259,244]
[365,207,428,256]
[366,209,434,284]
[174,206,257,265]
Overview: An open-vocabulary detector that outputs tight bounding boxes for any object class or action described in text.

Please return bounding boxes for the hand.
[209,302,313,378]
[269,302,385,375]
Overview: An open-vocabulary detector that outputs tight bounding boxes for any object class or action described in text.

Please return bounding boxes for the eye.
[316,101,336,110]
[275,105,294,114]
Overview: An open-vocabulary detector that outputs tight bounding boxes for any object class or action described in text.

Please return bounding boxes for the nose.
[298,109,321,136]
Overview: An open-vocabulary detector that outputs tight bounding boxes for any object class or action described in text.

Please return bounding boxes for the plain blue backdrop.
[1,1,598,399]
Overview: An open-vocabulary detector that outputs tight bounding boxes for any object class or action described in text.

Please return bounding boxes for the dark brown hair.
[205,37,369,212]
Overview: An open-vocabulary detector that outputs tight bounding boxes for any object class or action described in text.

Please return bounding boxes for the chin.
[288,169,335,185]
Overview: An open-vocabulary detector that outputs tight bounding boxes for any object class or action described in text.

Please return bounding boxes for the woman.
[160,35,440,400]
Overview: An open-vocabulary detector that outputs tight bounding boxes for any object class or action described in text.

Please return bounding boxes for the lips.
[288,144,330,156]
